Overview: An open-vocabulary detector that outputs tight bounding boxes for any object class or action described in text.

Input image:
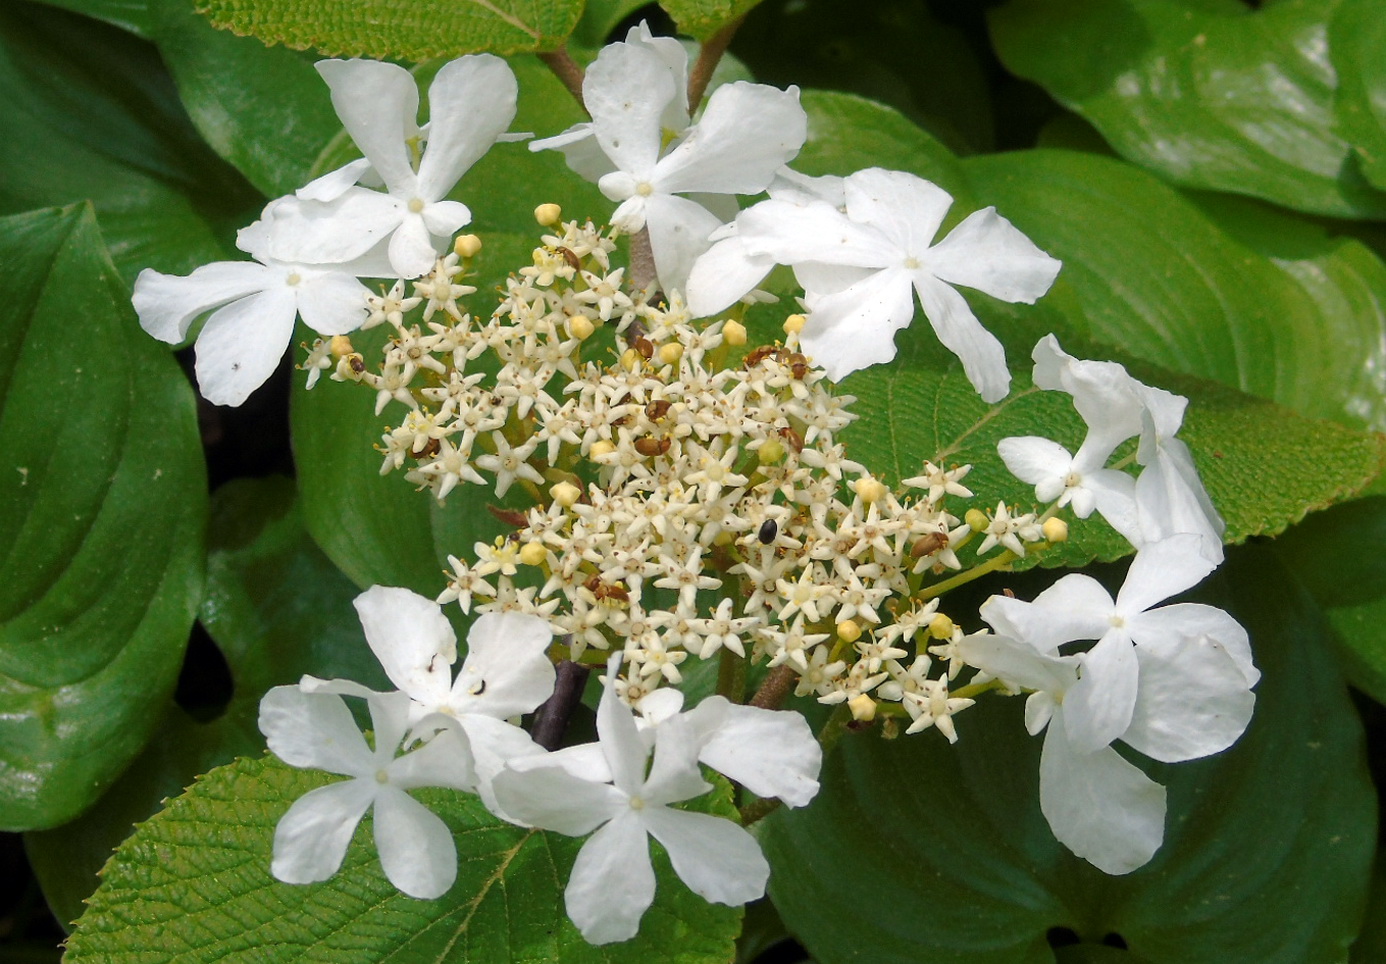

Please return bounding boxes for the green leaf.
[199,0,584,59]
[659,0,765,41]
[26,475,385,927]
[0,1,258,283]
[0,205,206,830]
[1330,0,1386,192]
[66,754,743,962]
[762,546,1375,963]
[570,0,648,49]
[989,0,1386,218]
[21,0,155,37]
[149,0,342,198]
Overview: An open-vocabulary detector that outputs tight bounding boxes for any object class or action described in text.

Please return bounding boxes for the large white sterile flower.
[491,658,770,945]
[266,55,519,279]
[351,585,555,811]
[980,534,1258,754]
[132,209,387,406]
[688,168,1061,399]
[532,37,807,292]
[259,685,474,898]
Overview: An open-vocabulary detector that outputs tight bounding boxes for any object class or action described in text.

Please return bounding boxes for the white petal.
[294,270,371,335]
[737,199,896,268]
[1062,633,1138,753]
[1117,534,1218,615]
[585,41,676,179]
[685,234,776,318]
[316,59,419,194]
[798,267,915,381]
[624,21,690,132]
[644,193,725,293]
[1087,469,1139,530]
[364,690,416,763]
[1039,716,1166,875]
[388,723,477,792]
[259,685,371,775]
[642,806,769,905]
[1133,442,1225,558]
[911,273,1010,403]
[1123,634,1256,762]
[1132,603,1259,686]
[131,262,274,344]
[421,199,472,238]
[641,715,712,807]
[270,779,376,883]
[373,785,457,898]
[926,207,1062,303]
[353,585,457,707]
[843,168,953,251]
[597,658,652,796]
[193,286,298,406]
[1032,335,1145,443]
[979,574,1113,652]
[530,122,617,182]
[636,688,685,726]
[297,157,374,202]
[265,191,405,267]
[957,633,1080,696]
[416,54,517,200]
[508,741,613,783]
[768,167,845,207]
[564,811,656,945]
[686,699,821,807]
[490,763,623,835]
[654,83,807,196]
[996,436,1074,489]
[453,611,555,719]
[388,213,442,279]
[453,715,545,818]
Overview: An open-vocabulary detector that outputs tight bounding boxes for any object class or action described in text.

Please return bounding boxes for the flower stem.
[749,663,796,709]
[717,646,747,702]
[530,658,591,750]
[629,227,658,291]
[915,549,1020,602]
[687,15,746,112]
[538,47,586,112]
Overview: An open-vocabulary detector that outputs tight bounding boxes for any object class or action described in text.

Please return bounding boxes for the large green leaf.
[0,2,258,283]
[762,546,1375,963]
[1330,0,1386,192]
[66,754,743,962]
[660,0,766,41]
[989,0,1386,218]
[200,0,584,59]
[0,205,205,830]
[26,476,388,928]
[22,0,155,37]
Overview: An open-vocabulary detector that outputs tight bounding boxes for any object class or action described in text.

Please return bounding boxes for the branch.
[530,658,591,750]
[538,47,587,114]
[687,15,746,112]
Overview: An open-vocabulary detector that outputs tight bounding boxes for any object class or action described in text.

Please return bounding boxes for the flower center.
[408,197,426,213]
[375,769,390,784]
[903,256,921,270]
[285,272,302,286]
[628,795,646,811]
[635,182,654,197]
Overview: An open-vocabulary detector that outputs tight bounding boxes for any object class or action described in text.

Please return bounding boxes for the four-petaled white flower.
[686,167,1062,398]
[266,55,520,279]
[259,684,475,898]
[491,657,772,945]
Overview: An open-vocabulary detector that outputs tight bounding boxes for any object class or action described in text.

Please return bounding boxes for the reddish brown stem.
[531,658,591,750]
[687,15,746,113]
[538,47,587,114]
[749,663,797,710]
[629,227,657,292]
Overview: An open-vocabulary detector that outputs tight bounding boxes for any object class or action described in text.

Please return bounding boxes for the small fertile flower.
[980,534,1258,753]
[491,657,770,944]
[686,168,1061,398]
[132,208,387,406]
[259,684,475,898]
[532,35,807,292]
[267,55,520,279]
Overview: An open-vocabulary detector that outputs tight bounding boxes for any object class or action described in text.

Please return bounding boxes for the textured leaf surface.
[660,0,768,40]
[989,0,1386,217]
[1330,0,1386,191]
[67,754,742,962]
[199,0,584,59]
[763,547,1375,963]
[0,205,205,829]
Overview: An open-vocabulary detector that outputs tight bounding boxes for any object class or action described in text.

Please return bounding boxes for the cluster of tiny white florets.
[307,217,1054,739]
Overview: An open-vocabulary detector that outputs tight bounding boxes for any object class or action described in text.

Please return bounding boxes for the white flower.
[132,207,386,406]
[532,36,807,292]
[266,55,519,279]
[957,628,1254,874]
[980,534,1258,753]
[491,657,770,944]
[259,684,474,898]
[352,585,555,812]
[686,168,1061,398]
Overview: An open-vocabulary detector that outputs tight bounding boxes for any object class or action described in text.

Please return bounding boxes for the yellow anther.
[534,203,563,226]
[620,348,641,371]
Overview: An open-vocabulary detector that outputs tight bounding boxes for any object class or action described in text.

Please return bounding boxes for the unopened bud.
[723,319,748,345]
[1042,517,1069,543]
[519,541,548,566]
[589,440,617,459]
[550,481,581,507]
[837,619,863,643]
[534,203,562,226]
[658,342,683,365]
[620,347,641,371]
[964,508,991,532]
[453,234,482,258]
[848,693,877,722]
[757,438,785,464]
[783,313,807,335]
[568,316,595,340]
[329,334,354,357]
[928,613,955,639]
[853,476,887,504]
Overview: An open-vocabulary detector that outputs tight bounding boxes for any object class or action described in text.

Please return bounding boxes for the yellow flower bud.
[1042,517,1069,543]
[590,440,617,459]
[568,316,595,341]
[783,313,807,335]
[550,480,581,507]
[928,613,955,639]
[757,438,785,464]
[658,342,684,365]
[453,234,482,258]
[519,541,548,567]
[723,319,748,345]
[853,476,887,504]
[848,693,877,722]
[329,334,354,357]
[837,619,863,643]
[534,203,562,226]
[620,348,641,371]
[965,508,991,532]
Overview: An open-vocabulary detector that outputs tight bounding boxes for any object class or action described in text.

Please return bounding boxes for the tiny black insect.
[758,519,778,544]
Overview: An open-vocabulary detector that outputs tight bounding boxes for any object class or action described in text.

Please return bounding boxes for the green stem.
[716,646,748,702]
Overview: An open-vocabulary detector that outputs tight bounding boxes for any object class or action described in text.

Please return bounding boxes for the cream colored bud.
[757,438,785,464]
[534,203,562,226]
[590,440,617,459]
[848,693,877,722]
[568,316,595,340]
[965,508,991,532]
[837,619,863,643]
[519,541,548,567]
[550,480,581,507]
[658,342,684,365]
[620,348,641,371]
[783,313,807,335]
[853,476,887,504]
[723,319,748,346]
[928,613,955,639]
[1042,517,1069,543]
[453,234,482,258]
[329,334,354,357]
